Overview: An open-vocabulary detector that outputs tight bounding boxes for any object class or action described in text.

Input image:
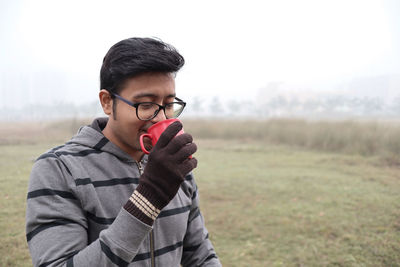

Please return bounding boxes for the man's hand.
[125,121,197,225]
[141,121,197,208]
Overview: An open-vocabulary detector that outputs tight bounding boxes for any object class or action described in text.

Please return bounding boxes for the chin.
[134,139,152,152]
[143,142,153,152]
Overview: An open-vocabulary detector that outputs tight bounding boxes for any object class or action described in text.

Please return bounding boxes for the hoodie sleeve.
[180,178,222,267]
[26,154,152,267]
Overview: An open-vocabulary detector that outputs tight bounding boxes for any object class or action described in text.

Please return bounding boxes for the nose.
[150,107,167,123]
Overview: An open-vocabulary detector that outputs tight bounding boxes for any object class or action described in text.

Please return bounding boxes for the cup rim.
[147,118,180,132]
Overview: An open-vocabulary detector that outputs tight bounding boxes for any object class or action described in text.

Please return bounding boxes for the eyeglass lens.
[137,103,184,120]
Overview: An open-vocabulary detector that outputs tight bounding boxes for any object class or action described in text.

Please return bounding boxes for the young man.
[26,37,221,266]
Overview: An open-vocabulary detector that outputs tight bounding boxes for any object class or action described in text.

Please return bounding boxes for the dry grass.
[0,118,91,145]
[3,117,400,164]
[184,118,400,166]
[2,117,400,165]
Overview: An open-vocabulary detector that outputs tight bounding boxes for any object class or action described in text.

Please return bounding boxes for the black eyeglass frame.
[111,93,187,121]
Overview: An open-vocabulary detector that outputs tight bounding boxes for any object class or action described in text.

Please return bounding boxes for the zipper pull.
[137,161,144,175]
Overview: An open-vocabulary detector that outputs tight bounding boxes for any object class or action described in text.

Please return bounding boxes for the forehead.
[119,73,176,98]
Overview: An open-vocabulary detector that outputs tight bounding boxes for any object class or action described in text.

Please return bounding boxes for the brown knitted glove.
[124,121,197,225]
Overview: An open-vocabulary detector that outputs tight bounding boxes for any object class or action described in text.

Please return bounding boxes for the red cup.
[140,118,185,154]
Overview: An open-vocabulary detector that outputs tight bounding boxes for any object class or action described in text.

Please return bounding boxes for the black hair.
[100,37,185,95]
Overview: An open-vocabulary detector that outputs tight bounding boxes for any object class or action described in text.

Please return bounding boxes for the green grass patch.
[0,143,60,267]
[194,140,400,266]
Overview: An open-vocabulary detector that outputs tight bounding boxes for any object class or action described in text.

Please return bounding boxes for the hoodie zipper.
[150,230,155,267]
[136,161,155,267]
[137,161,144,175]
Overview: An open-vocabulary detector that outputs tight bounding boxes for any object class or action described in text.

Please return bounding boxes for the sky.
[1,0,400,110]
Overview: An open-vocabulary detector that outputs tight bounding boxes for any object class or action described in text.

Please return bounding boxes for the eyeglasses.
[111,93,186,121]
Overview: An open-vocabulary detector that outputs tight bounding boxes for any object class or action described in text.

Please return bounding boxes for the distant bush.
[183,118,400,161]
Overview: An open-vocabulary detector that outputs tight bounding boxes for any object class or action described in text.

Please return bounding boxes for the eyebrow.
[132,92,176,100]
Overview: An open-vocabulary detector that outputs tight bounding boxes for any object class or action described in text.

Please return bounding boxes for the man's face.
[106,72,176,158]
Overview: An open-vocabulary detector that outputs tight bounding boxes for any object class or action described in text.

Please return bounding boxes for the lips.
[138,127,150,135]
[140,123,154,134]
[139,130,147,135]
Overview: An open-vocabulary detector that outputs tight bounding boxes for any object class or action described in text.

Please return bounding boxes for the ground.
[1,137,400,266]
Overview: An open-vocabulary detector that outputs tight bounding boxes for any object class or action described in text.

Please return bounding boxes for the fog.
[1,0,400,121]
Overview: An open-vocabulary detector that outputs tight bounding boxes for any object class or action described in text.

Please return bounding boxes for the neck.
[102,123,144,162]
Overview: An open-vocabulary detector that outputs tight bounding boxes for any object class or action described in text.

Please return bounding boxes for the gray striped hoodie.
[26,118,221,267]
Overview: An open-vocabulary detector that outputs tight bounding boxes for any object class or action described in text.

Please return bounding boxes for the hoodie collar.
[70,117,148,164]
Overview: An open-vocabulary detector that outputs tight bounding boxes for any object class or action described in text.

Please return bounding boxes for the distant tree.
[323,96,346,114]
[186,96,204,117]
[209,96,224,117]
[390,96,400,116]
[227,99,242,117]
[268,95,288,116]
[303,99,322,114]
[287,97,301,115]
[191,96,203,113]
[348,97,364,115]
[360,97,383,116]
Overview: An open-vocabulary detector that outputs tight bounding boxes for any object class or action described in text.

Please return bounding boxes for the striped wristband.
[124,189,162,225]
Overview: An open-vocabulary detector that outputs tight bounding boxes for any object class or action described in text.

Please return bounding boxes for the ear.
[99,89,113,115]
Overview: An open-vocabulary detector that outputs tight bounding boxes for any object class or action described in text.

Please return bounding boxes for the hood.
[69,117,147,163]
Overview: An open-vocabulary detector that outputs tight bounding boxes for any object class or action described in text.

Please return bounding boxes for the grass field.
[195,140,400,266]
[1,119,400,266]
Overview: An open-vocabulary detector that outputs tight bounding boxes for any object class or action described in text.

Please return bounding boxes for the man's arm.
[181,179,222,267]
[26,156,152,267]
